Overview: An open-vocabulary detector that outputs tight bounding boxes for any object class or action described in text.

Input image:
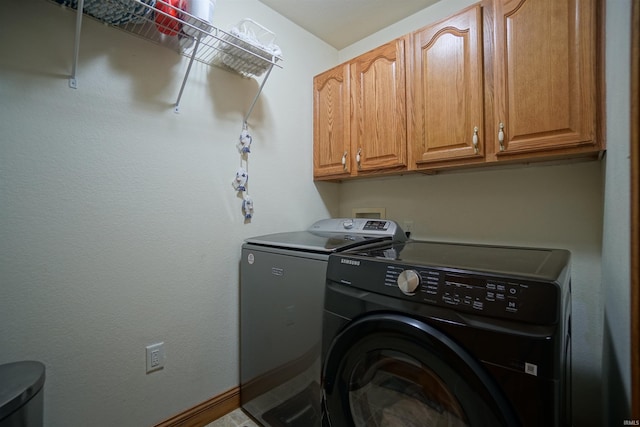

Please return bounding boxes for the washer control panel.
[383,265,559,324]
[308,218,407,241]
[330,241,570,325]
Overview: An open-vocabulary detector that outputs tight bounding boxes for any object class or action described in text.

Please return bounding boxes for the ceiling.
[257,0,440,50]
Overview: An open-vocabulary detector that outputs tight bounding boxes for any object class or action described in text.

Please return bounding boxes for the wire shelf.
[52,0,283,78]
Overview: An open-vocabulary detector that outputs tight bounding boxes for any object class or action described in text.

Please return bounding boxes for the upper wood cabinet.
[490,0,602,160]
[408,4,485,170]
[313,37,408,180]
[313,0,604,181]
[313,63,351,178]
[350,37,408,175]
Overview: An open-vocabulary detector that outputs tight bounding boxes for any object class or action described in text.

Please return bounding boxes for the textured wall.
[0,1,338,425]
[601,0,633,424]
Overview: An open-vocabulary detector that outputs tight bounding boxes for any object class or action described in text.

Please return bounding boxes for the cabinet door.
[492,0,600,157]
[408,4,484,168]
[313,63,351,179]
[350,37,407,174]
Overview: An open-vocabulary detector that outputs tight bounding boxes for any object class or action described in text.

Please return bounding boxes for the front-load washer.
[240,218,406,427]
[322,240,571,427]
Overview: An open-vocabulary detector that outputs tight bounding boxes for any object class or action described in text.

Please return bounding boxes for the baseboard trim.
[154,386,240,427]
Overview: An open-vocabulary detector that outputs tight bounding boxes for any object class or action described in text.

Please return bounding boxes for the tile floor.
[208,359,320,427]
[205,408,259,427]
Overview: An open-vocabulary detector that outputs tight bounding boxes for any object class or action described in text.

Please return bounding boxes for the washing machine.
[240,218,407,426]
[322,240,571,427]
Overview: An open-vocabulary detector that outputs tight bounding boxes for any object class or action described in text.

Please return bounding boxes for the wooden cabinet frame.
[407,4,485,170]
[350,37,408,175]
[313,38,408,180]
[313,63,351,179]
[487,0,604,162]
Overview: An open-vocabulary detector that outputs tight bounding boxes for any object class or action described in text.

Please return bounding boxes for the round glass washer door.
[322,313,519,427]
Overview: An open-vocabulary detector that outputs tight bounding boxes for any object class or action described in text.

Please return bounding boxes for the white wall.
[601,0,633,424]
[334,0,623,425]
[0,0,339,425]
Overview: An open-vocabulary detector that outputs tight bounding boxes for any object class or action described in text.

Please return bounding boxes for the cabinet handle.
[356,148,362,169]
[341,151,348,170]
[498,122,505,152]
[472,126,479,154]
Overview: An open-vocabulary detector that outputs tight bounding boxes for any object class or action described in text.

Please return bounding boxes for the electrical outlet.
[146,342,165,373]
[403,220,414,233]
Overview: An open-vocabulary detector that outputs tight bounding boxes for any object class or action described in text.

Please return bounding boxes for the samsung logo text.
[341,259,361,266]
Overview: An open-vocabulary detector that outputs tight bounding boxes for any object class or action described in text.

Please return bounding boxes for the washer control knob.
[397,270,420,296]
[343,219,354,229]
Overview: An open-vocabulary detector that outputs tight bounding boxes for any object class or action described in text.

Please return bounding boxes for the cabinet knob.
[473,126,479,154]
[356,148,362,169]
[498,122,505,152]
[341,151,348,170]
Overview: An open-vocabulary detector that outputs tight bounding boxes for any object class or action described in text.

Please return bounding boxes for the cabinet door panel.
[351,38,407,172]
[313,64,351,178]
[494,0,598,155]
[409,5,484,166]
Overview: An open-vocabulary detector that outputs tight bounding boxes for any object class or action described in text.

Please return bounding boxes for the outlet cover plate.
[146,342,165,373]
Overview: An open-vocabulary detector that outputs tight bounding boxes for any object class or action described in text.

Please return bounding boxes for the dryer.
[240,218,406,426]
[322,240,571,427]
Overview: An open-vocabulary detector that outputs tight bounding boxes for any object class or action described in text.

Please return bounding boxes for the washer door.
[322,313,519,427]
